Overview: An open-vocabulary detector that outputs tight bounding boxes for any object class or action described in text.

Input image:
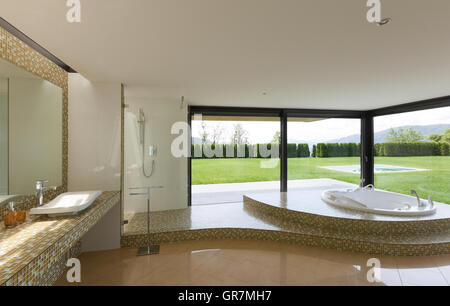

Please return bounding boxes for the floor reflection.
[55,240,450,286]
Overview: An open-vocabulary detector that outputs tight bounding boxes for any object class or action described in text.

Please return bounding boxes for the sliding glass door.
[190,114,280,205]
[373,106,450,204]
[287,117,362,191]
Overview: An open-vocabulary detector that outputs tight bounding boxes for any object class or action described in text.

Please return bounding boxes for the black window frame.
[188,106,364,206]
[188,96,450,206]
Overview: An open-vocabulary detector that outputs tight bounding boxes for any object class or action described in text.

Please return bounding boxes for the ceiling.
[1,0,450,110]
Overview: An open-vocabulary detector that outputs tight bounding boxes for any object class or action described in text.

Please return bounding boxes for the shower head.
[138,108,145,124]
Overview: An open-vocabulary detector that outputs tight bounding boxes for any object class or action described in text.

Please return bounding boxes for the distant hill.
[194,124,450,145]
[327,124,450,144]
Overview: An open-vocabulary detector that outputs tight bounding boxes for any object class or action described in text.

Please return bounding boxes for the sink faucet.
[410,189,425,207]
[35,180,57,206]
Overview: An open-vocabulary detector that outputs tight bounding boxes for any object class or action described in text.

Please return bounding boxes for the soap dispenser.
[4,202,17,228]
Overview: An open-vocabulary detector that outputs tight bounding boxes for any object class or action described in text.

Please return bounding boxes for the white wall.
[68,74,121,191]
[81,201,121,252]
[9,77,62,195]
[124,89,187,213]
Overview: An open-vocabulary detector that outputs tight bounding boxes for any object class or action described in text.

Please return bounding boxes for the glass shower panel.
[0,78,8,195]
[122,97,188,236]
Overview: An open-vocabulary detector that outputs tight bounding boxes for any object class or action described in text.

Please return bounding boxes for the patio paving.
[191,178,355,205]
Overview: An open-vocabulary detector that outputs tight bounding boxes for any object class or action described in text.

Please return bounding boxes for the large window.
[287,118,361,189]
[189,104,450,206]
[191,115,280,205]
[373,106,450,204]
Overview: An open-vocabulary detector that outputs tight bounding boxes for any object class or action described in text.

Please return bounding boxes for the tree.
[384,127,424,143]
[272,131,281,144]
[200,122,209,144]
[210,123,225,144]
[230,124,249,144]
[443,129,450,143]
[428,129,450,144]
[199,122,225,144]
[428,134,443,142]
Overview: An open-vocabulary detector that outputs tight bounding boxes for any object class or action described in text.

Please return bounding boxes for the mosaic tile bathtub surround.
[242,195,450,236]
[0,25,69,220]
[0,191,120,286]
[121,197,449,256]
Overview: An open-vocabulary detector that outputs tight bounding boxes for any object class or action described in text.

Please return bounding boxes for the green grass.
[192,156,450,204]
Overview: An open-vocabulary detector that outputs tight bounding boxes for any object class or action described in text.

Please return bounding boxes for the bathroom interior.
[0,1,449,287]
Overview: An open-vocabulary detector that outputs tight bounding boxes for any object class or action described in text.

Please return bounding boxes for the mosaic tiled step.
[122,228,450,257]
[0,191,120,286]
[243,195,450,236]
[121,199,449,256]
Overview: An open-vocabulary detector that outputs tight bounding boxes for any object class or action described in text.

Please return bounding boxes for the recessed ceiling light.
[377,18,392,26]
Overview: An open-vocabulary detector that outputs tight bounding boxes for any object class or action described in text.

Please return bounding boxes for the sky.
[192,106,450,144]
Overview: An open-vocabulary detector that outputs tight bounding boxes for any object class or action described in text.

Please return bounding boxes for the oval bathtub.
[321,188,437,216]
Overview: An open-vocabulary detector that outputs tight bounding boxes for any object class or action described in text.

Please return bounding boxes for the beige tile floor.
[55,240,450,286]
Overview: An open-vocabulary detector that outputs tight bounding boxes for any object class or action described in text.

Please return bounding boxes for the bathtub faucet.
[359,178,365,187]
[357,178,373,191]
[410,189,425,207]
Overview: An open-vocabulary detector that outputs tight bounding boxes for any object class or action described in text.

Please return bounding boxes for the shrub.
[317,143,328,157]
[297,143,310,158]
[440,142,450,156]
[376,142,438,157]
[244,144,250,158]
[287,143,297,158]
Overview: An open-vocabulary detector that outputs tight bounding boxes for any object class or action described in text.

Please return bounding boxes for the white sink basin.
[30,191,102,216]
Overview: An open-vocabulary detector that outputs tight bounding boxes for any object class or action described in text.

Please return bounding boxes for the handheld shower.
[138,108,155,177]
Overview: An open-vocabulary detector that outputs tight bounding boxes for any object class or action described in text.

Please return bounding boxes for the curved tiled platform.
[242,190,450,256]
[243,191,450,236]
[121,184,450,256]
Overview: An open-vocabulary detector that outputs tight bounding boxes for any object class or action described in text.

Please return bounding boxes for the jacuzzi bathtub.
[321,188,437,216]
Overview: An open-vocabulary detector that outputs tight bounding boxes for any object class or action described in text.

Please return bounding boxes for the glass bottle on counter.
[4,202,17,228]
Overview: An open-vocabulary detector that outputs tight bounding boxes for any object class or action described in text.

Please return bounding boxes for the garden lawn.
[192,156,450,204]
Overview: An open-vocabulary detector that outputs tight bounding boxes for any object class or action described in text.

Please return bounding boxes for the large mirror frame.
[0,26,68,213]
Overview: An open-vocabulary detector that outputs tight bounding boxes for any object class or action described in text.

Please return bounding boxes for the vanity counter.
[0,191,120,286]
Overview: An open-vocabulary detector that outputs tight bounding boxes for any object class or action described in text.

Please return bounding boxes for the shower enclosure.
[122,95,187,236]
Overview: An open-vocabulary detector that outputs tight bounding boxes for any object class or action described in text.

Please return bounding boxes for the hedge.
[192,143,302,158]
[297,144,310,158]
[374,142,449,157]
[287,143,297,158]
[315,143,360,158]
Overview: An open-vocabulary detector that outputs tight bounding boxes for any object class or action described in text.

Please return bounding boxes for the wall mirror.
[0,57,62,205]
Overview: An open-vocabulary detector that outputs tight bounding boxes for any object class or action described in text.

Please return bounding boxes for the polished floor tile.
[55,240,450,286]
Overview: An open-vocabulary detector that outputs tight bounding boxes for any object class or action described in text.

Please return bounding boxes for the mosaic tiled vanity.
[0,191,120,286]
[0,23,87,286]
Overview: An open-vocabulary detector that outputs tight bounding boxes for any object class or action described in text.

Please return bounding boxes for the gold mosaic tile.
[0,25,69,221]
[121,199,449,256]
[0,191,120,286]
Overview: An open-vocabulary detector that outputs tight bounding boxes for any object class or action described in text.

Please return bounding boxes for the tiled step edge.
[121,228,450,257]
[243,196,450,236]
